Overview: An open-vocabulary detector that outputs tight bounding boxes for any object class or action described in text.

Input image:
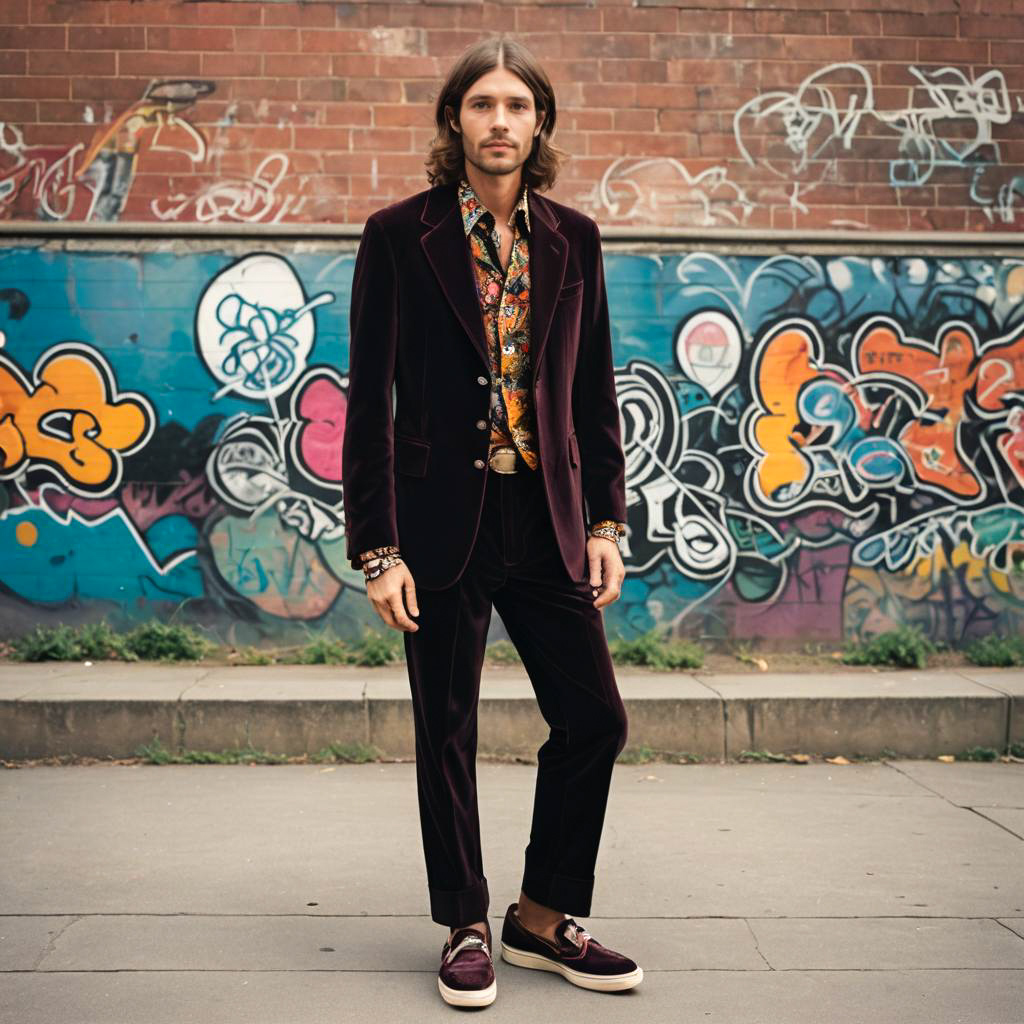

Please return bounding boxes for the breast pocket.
[558,279,584,301]
[395,435,430,477]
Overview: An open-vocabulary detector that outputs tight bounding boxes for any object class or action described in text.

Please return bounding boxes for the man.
[341,35,642,1007]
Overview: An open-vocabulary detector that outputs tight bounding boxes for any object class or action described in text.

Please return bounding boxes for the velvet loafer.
[500,902,643,992]
[438,919,496,1007]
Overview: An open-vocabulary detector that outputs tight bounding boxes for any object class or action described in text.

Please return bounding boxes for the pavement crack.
[31,914,82,970]
[742,918,774,970]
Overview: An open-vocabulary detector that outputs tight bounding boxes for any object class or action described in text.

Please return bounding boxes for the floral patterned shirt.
[458,175,539,469]
[357,177,625,569]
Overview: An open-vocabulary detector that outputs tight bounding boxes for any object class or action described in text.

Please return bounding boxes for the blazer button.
[475,419,487,430]
[473,458,486,469]
[477,375,488,385]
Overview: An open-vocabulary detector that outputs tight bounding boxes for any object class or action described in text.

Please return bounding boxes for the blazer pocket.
[568,430,580,468]
[558,278,584,300]
[395,435,430,477]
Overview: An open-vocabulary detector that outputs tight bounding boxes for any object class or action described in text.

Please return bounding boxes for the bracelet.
[364,553,403,580]
[359,545,401,581]
[589,520,625,545]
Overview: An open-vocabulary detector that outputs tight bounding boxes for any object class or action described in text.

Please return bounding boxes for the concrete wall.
[1,237,1023,648]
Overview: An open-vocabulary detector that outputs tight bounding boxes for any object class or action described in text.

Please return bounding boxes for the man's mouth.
[485,142,512,149]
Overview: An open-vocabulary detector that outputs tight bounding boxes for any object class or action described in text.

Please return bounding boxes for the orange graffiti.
[750,325,819,502]
[856,321,980,497]
[0,346,152,493]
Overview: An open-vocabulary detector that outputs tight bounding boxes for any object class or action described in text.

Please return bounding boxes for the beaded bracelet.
[359,544,402,581]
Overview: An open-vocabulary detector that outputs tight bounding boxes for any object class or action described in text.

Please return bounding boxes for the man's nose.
[490,104,509,129]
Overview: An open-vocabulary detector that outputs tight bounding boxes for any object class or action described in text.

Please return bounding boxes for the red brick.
[229,78,298,101]
[782,35,851,60]
[198,52,261,77]
[677,10,729,33]
[581,82,637,108]
[423,29,486,56]
[146,26,234,51]
[515,5,601,31]
[0,0,29,23]
[300,78,348,103]
[330,53,377,78]
[601,7,675,32]
[374,103,433,127]
[264,3,337,28]
[18,121,89,145]
[562,109,613,131]
[194,2,262,27]
[718,35,788,59]
[657,109,699,132]
[599,59,666,83]
[882,12,957,36]
[826,12,882,35]
[323,103,374,126]
[651,34,713,60]
[295,125,352,151]
[118,48,202,76]
[351,127,413,151]
[667,59,742,86]
[69,24,144,49]
[263,53,331,78]
[598,129,697,157]
[346,78,402,103]
[0,98,37,121]
[542,58,602,84]
[613,108,655,131]
[851,37,917,61]
[29,0,107,24]
[106,2,195,26]
[753,11,827,34]
[4,24,65,47]
[377,55,441,78]
[991,41,1024,64]
[917,38,989,62]
[235,27,300,52]
[960,15,1021,38]
[0,50,27,75]
[634,82,697,109]
[29,48,115,75]
[577,33,651,59]
[70,75,145,101]
[865,206,910,230]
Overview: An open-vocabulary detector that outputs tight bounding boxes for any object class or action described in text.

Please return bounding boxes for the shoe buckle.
[445,932,489,964]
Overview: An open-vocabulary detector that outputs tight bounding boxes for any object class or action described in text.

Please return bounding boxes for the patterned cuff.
[588,519,625,542]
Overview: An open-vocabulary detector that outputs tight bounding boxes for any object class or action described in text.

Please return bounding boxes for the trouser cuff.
[520,870,595,917]
[428,876,490,927]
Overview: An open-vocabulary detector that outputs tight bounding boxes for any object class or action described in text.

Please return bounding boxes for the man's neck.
[463,163,522,227]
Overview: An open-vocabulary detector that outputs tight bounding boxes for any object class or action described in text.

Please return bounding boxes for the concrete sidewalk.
[1,755,1022,1023]
[1,661,1022,761]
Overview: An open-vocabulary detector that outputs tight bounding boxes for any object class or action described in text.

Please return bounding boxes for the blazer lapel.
[419,181,569,383]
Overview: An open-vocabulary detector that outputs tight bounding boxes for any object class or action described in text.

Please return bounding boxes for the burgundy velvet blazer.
[341,179,627,591]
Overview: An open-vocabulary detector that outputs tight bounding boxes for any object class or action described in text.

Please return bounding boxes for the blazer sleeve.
[573,218,627,528]
[342,213,400,571]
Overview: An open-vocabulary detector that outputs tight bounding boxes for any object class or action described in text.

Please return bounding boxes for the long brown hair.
[425,35,569,192]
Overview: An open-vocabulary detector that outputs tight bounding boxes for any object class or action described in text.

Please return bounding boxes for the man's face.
[451,66,544,180]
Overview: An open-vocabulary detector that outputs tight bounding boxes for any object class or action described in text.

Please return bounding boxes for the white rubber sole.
[500,941,644,991]
[438,975,497,1007]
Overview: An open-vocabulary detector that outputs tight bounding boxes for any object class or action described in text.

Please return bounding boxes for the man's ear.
[445,104,460,134]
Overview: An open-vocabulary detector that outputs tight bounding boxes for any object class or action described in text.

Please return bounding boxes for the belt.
[488,445,519,474]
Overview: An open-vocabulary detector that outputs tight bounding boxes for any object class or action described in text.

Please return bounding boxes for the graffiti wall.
[0,240,1022,647]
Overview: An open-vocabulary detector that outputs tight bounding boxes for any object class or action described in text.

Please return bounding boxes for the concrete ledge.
[0,663,1021,761]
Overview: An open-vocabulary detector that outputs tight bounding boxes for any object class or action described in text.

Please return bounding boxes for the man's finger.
[405,578,419,617]
[388,593,417,631]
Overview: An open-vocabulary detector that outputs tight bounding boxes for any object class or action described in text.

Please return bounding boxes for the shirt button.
[473,458,486,469]
[475,419,487,430]
[477,375,488,385]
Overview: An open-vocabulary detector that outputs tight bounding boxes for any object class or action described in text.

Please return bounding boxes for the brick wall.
[1,0,1020,230]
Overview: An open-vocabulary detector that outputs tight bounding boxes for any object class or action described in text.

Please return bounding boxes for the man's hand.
[366,562,420,632]
[587,535,624,609]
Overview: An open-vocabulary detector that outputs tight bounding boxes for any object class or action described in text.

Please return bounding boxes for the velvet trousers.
[402,449,629,928]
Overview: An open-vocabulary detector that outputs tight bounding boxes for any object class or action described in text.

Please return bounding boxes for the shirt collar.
[458,176,531,237]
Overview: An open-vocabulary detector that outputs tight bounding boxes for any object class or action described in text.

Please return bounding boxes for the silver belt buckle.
[488,446,518,474]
